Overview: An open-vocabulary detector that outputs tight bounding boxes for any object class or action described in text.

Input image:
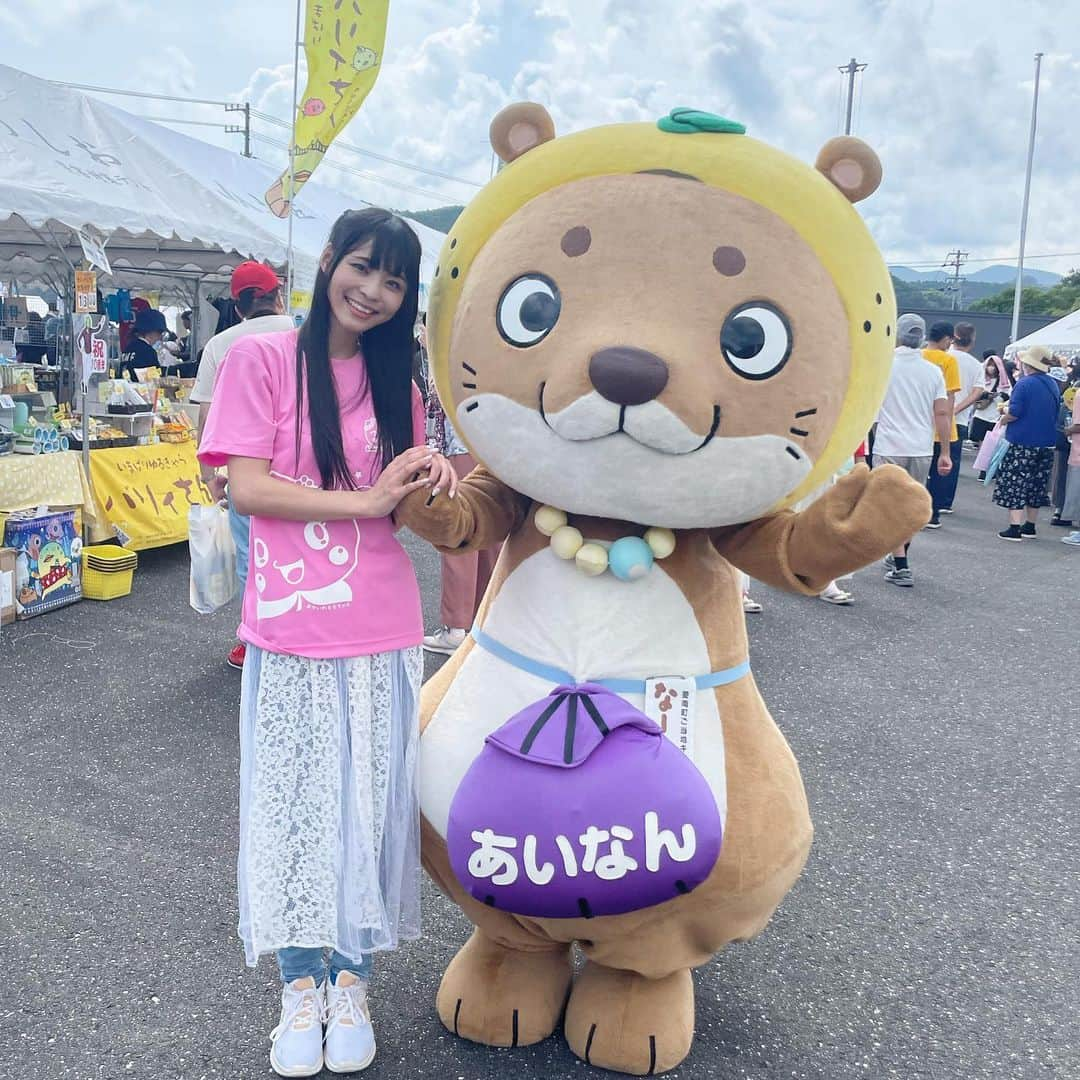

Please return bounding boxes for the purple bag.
[447,683,722,919]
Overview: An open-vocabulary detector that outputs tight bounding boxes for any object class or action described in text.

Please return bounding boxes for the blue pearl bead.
[608,536,655,582]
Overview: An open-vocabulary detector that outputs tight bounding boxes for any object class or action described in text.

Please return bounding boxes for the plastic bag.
[188,504,238,614]
[973,420,1006,473]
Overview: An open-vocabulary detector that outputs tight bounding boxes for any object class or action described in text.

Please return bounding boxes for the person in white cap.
[192,261,294,669]
[872,313,952,586]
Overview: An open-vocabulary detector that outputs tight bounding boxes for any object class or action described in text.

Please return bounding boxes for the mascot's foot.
[564,962,694,1075]
[436,929,572,1048]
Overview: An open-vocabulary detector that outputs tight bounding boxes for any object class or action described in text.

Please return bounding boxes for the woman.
[199,208,456,1077]
[994,346,1062,541]
[969,352,1013,448]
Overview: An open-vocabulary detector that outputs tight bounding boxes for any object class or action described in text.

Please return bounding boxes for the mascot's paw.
[436,930,572,1047]
[798,463,931,578]
[564,963,694,1076]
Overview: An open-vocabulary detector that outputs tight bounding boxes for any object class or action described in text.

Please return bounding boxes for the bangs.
[363,217,421,283]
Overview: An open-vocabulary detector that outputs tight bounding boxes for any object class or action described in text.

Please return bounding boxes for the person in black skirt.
[994,346,1062,541]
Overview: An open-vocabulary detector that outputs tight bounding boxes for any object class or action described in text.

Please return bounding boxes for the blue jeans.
[227,493,250,591]
[277,947,373,986]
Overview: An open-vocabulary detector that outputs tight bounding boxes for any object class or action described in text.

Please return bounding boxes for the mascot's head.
[428,104,894,528]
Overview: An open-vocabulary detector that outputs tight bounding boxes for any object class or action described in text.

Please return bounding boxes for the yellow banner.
[89,442,213,551]
[266,0,390,217]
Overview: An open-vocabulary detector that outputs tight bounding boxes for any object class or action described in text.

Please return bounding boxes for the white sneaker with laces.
[270,977,325,1078]
[422,626,467,655]
[324,971,376,1073]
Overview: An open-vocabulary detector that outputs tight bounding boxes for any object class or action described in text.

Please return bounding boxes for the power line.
[248,108,481,188]
[50,79,480,190]
[890,252,1080,268]
[250,133,453,203]
[50,79,232,108]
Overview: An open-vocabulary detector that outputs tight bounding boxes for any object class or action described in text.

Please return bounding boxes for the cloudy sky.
[6,0,1079,275]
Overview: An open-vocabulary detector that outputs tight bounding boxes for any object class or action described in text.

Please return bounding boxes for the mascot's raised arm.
[396,103,930,1076]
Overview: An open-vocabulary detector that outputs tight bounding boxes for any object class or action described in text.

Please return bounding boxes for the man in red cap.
[192,261,293,670]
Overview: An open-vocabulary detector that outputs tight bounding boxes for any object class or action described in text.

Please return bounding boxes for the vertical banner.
[266,0,390,217]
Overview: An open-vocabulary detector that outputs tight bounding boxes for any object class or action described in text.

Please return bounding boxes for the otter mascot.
[397,104,930,1074]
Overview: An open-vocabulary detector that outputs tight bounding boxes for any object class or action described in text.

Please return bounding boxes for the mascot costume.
[398,104,931,1074]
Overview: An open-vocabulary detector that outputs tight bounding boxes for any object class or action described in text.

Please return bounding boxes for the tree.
[970,270,1080,317]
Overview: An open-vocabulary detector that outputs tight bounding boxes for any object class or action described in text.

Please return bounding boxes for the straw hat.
[1019,345,1054,373]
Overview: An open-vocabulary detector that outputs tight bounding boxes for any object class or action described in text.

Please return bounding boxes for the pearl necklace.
[534,505,676,581]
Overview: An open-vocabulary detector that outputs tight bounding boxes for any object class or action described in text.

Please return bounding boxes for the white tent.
[1005,307,1080,361]
[0,63,446,321]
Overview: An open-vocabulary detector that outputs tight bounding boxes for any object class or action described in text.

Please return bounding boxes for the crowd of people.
[872,315,1080,585]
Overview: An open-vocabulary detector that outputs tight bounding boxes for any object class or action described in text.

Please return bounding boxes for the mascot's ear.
[815,136,882,203]
[490,102,556,164]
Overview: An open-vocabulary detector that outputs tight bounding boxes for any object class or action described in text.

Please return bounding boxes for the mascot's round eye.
[720,303,792,380]
[497,274,561,347]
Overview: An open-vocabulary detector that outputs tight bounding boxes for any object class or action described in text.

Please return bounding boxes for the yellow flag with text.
[266,0,390,217]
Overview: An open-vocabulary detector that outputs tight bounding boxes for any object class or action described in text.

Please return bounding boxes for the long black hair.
[296,208,422,489]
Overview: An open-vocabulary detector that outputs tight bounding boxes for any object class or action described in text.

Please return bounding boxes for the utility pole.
[838,58,867,135]
[943,249,969,311]
[225,102,253,157]
[1010,52,1044,344]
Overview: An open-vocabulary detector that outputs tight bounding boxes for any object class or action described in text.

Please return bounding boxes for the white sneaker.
[742,596,763,614]
[324,971,376,1073]
[270,977,324,1077]
[422,626,467,654]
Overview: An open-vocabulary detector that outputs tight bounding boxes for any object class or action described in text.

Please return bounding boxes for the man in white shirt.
[940,321,986,513]
[873,313,952,587]
[192,261,293,669]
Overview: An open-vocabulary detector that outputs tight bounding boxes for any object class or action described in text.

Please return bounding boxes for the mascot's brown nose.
[589,347,669,406]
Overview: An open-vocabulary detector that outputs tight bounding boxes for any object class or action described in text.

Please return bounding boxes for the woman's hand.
[426,452,459,500]
[364,446,435,517]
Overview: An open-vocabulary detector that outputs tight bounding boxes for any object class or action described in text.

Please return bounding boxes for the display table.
[88,441,213,550]
[0,450,102,537]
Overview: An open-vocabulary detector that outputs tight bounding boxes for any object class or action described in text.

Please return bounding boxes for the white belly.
[420,547,730,838]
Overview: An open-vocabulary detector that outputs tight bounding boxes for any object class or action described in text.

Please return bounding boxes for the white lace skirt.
[237,645,423,967]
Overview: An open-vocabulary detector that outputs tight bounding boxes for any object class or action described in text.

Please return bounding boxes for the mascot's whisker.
[462,362,478,375]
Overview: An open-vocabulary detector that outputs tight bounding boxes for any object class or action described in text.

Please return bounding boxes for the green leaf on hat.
[657,108,746,135]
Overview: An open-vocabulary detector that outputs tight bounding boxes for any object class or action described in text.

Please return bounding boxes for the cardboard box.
[0,546,15,625]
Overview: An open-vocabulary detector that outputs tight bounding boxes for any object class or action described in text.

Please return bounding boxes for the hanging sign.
[76,227,112,275]
[75,271,98,314]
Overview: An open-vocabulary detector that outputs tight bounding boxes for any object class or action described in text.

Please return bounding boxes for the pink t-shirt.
[198,328,425,659]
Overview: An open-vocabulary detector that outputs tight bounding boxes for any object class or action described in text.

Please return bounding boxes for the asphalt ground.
[1,462,1077,1080]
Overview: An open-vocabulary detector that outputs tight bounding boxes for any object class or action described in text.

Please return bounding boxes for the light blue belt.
[470,626,751,695]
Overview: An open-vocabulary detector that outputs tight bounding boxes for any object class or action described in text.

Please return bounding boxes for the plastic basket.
[82,544,137,600]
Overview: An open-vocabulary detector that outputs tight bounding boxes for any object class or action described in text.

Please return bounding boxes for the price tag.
[75,271,98,314]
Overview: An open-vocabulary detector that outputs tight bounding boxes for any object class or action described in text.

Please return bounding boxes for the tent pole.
[1010,52,1043,346]
[286,0,304,315]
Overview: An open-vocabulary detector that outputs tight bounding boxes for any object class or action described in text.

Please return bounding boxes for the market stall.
[1005,307,1080,362]
[0,61,447,561]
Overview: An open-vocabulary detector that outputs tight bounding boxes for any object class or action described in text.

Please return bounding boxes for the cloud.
[15,0,1078,273]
